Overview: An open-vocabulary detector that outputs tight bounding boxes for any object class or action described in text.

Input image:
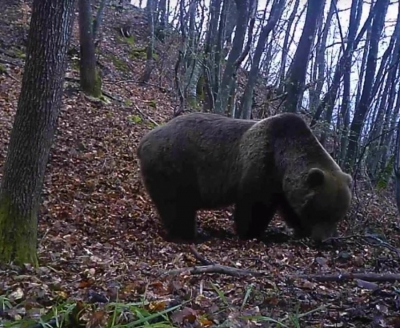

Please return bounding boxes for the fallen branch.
[0,47,19,59]
[0,57,20,66]
[189,245,214,265]
[65,76,80,83]
[2,70,19,82]
[102,89,123,102]
[296,272,400,283]
[162,264,266,277]
[133,103,159,126]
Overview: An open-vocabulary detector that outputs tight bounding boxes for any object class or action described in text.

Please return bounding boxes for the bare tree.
[79,0,102,97]
[336,0,364,164]
[278,0,300,92]
[238,0,285,119]
[309,0,333,114]
[140,0,156,84]
[365,2,400,182]
[0,0,76,265]
[345,0,389,173]
[311,0,375,128]
[283,0,324,113]
[214,0,254,114]
[394,119,400,214]
[93,0,109,40]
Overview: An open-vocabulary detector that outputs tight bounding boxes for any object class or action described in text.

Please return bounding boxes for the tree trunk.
[309,0,332,114]
[283,0,324,113]
[394,119,400,214]
[337,0,364,164]
[239,0,285,119]
[214,0,250,114]
[157,0,167,41]
[139,0,155,84]
[278,0,300,93]
[311,0,373,128]
[93,0,108,40]
[0,0,76,266]
[79,0,102,97]
[345,0,389,173]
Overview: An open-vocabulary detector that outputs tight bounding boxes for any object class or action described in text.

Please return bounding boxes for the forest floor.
[1,2,400,328]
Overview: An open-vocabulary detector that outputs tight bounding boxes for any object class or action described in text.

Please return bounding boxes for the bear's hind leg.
[156,202,197,244]
[233,201,253,239]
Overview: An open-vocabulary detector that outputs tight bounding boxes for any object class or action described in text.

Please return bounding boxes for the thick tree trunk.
[0,0,76,266]
[79,0,102,97]
[283,0,324,113]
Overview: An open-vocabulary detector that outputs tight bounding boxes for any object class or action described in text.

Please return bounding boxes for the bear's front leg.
[248,201,277,239]
[233,200,261,240]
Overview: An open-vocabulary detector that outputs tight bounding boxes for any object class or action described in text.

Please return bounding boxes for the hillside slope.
[0,2,400,327]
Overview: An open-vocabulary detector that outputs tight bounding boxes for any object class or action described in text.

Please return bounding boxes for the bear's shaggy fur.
[137,112,352,243]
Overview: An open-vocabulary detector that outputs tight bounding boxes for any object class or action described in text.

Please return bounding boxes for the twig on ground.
[162,264,266,277]
[0,57,19,66]
[2,70,19,82]
[65,76,80,83]
[0,47,19,58]
[189,244,214,265]
[133,103,159,126]
[102,89,123,102]
[296,272,400,283]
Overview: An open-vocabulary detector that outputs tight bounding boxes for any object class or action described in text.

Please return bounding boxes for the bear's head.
[291,168,353,242]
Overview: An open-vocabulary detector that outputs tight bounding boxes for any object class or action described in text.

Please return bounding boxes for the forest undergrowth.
[1,2,400,328]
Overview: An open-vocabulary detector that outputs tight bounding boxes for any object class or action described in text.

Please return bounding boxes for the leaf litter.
[0,3,400,328]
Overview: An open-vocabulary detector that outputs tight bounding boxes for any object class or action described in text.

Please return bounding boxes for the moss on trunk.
[0,195,38,266]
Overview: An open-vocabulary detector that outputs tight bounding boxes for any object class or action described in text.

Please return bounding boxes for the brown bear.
[137,112,352,243]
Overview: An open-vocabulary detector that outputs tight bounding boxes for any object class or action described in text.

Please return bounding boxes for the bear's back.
[137,113,257,208]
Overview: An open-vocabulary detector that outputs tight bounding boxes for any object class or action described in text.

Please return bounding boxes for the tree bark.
[394,119,400,214]
[311,0,374,127]
[337,0,364,164]
[139,0,155,84]
[283,0,324,113]
[93,0,108,40]
[345,0,389,172]
[309,0,332,115]
[0,0,77,266]
[278,0,300,93]
[238,0,285,119]
[214,0,250,114]
[79,0,102,97]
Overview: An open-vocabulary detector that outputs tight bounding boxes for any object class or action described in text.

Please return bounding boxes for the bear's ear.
[306,168,325,188]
